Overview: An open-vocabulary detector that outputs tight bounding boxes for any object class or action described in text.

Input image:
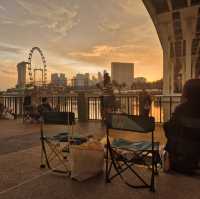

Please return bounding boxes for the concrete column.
[185,28,193,81]
[77,92,88,122]
[163,50,170,95]
[182,10,197,81]
[162,27,171,95]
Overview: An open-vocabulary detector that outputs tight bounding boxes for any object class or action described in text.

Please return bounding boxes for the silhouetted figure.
[164,79,200,173]
[96,73,115,121]
[23,95,34,121]
[37,97,52,115]
[139,89,151,116]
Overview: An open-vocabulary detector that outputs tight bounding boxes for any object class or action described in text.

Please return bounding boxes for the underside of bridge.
[143,0,200,94]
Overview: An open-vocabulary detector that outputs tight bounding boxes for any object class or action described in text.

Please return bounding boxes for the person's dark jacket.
[37,103,52,115]
[164,101,200,172]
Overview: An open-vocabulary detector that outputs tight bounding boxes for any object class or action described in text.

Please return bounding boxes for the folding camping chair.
[40,112,75,174]
[105,113,160,192]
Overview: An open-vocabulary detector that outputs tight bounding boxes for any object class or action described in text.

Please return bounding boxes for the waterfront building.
[111,62,134,88]
[60,73,67,85]
[97,72,103,82]
[143,0,200,94]
[74,73,89,88]
[51,73,59,84]
[16,61,28,88]
[51,73,67,86]
[133,77,147,83]
[89,75,98,86]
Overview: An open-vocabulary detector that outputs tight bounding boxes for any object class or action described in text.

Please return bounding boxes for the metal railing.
[0,95,78,118]
[0,94,182,123]
[0,96,24,116]
[88,95,181,123]
[46,96,78,118]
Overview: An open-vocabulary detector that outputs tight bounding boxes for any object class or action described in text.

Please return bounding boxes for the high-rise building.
[111,62,134,88]
[74,73,89,87]
[143,0,200,94]
[97,72,103,82]
[51,73,67,86]
[60,73,67,85]
[17,61,27,88]
[51,73,59,84]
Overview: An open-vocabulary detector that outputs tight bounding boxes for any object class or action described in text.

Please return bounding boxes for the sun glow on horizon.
[0,0,162,90]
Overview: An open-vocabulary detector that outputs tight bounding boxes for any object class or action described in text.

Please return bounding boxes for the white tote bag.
[70,142,104,181]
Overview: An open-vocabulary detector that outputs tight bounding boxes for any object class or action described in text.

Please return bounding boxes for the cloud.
[0,43,23,54]
[15,0,79,36]
[68,43,162,80]
[115,0,146,16]
[0,68,16,76]
[68,44,156,61]
[0,5,6,11]
[69,45,119,58]
[0,61,17,77]
[99,21,121,32]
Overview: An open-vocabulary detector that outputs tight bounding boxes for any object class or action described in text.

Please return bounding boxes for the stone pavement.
[0,119,199,199]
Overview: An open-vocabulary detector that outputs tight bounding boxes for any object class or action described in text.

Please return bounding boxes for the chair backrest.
[42,112,75,125]
[106,113,155,133]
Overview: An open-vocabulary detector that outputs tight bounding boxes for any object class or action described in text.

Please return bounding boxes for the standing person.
[139,89,152,116]
[96,73,115,121]
[37,97,52,115]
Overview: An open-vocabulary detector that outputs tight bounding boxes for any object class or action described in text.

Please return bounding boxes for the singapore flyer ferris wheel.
[27,47,47,85]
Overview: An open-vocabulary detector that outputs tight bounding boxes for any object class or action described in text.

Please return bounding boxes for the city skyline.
[0,0,162,90]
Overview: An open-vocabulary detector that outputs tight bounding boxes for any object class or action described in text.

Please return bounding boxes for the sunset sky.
[0,0,162,90]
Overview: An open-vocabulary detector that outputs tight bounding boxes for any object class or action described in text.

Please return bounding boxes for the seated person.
[164,79,200,173]
[23,95,35,122]
[23,95,33,112]
[37,97,52,115]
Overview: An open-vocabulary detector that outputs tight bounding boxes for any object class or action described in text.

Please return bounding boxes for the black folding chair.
[40,112,75,174]
[105,113,160,192]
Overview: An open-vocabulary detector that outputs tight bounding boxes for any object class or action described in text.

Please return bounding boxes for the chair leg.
[150,173,155,192]
[150,151,155,192]
[40,138,51,169]
[105,146,111,183]
[40,145,45,168]
[154,151,160,175]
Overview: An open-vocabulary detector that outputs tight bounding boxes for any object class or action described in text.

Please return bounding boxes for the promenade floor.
[0,119,199,199]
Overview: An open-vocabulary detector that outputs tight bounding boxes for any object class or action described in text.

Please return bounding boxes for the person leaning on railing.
[96,73,115,122]
[37,97,53,116]
[163,79,200,174]
[139,88,152,116]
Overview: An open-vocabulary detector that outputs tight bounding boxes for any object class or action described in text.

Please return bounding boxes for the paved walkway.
[0,119,199,199]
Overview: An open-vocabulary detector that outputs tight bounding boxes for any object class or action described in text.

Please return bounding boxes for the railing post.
[127,96,130,114]
[14,97,17,117]
[136,96,139,115]
[19,97,23,116]
[159,97,162,123]
[169,96,172,119]
[77,92,88,122]
[57,96,61,112]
